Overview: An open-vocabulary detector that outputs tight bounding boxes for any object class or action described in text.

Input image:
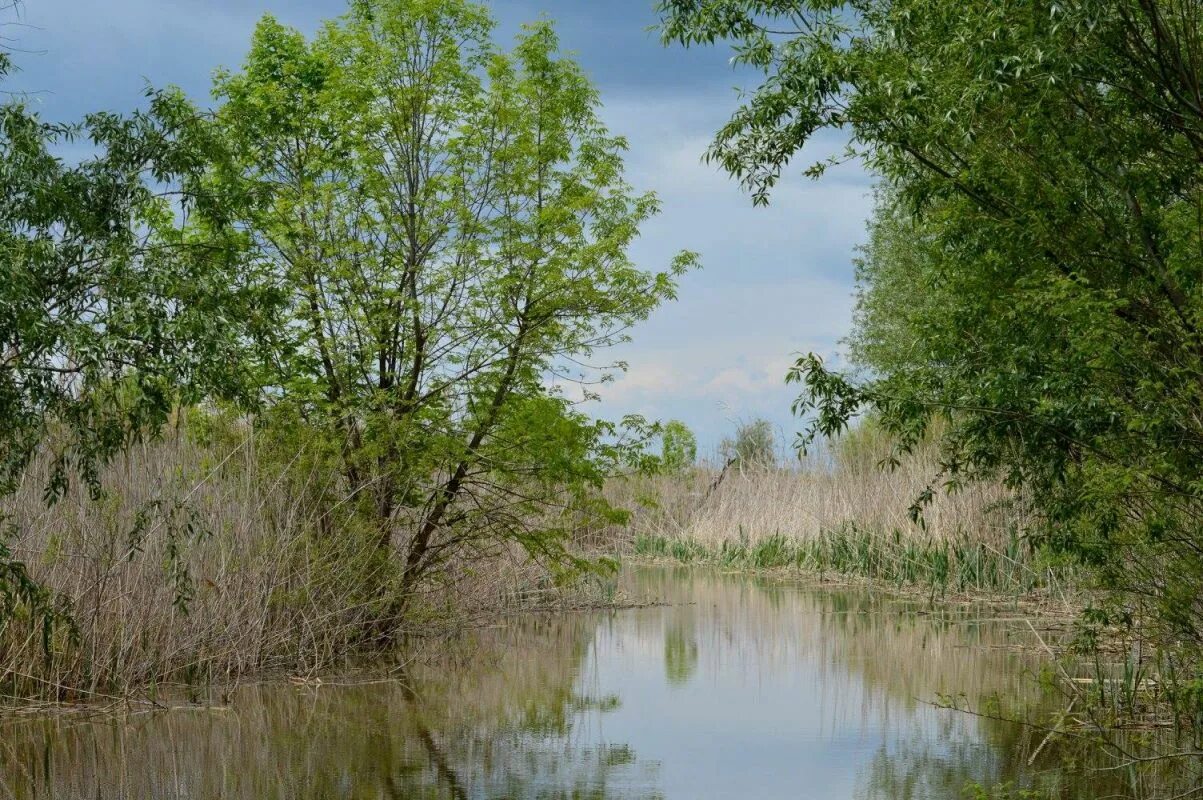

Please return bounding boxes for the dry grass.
[609,456,1022,549]
[0,425,574,706]
[606,422,1024,548]
[599,428,1067,597]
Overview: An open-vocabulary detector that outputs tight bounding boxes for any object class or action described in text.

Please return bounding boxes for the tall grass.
[0,424,573,706]
[605,422,1072,599]
[631,526,1048,596]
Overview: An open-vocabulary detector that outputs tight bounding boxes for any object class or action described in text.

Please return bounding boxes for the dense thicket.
[658,0,1203,671]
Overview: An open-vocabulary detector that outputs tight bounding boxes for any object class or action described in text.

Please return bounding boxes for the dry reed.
[600,429,1067,597]
[0,425,572,706]
[609,454,1020,548]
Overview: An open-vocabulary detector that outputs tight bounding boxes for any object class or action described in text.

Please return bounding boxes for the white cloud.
[598,361,689,406]
[703,356,794,396]
[580,92,873,448]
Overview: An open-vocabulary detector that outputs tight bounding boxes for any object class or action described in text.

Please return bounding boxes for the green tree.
[720,418,776,471]
[212,0,695,605]
[1,33,265,634]
[658,0,1203,665]
[661,420,698,473]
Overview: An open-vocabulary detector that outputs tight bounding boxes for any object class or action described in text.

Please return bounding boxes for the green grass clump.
[632,523,1065,597]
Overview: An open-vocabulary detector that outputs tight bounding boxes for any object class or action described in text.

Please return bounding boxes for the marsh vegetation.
[609,422,1057,598]
[5,0,1203,796]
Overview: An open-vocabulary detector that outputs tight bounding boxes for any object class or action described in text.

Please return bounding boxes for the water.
[0,567,1180,798]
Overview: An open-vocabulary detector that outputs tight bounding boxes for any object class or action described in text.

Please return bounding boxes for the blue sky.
[6,0,873,454]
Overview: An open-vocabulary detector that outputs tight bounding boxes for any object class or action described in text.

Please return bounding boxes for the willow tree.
[213,0,693,599]
[659,0,1203,660]
[0,26,266,635]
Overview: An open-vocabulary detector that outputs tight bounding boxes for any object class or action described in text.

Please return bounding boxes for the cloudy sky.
[5,0,873,453]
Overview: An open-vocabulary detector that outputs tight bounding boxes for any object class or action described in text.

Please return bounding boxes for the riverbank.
[597,450,1080,607]
[0,427,614,708]
[625,530,1075,604]
[0,425,1098,710]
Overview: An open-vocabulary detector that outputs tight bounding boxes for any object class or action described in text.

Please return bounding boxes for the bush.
[661,421,698,473]
[720,418,776,471]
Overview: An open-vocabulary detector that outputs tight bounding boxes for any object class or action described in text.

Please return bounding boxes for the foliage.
[719,417,776,470]
[660,420,698,473]
[210,0,695,602]
[660,0,1203,666]
[0,27,269,648]
[829,414,892,474]
[0,80,264,503]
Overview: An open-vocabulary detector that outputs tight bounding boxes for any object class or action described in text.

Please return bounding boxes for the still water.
[0,567,1173,798]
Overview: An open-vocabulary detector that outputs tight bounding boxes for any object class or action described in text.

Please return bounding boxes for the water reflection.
[662,621,698,688]
[0,567,1191,798]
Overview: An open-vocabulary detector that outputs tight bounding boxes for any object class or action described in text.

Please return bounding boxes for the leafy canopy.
[660,0,1203,646]
[212,0,697,595]
[661,420,698,472]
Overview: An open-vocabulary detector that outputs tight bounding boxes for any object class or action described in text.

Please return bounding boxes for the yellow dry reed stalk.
[605,447,1023,551]
[0,429,577,705]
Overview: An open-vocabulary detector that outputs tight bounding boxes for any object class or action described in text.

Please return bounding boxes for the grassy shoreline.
[598,434,1078,609]
[623,529,1077,608]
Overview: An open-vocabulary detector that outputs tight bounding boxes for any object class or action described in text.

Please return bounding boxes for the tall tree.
[659,0,1203,654]
[213,0,695,602]
[1,32,267,632]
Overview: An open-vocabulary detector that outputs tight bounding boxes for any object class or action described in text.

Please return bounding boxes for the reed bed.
[603,432,1073,599]
[0,427,572,706]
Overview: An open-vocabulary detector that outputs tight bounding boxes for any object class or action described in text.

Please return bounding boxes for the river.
[0,566,1184,798]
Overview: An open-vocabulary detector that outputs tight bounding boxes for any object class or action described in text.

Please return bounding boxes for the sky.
[4,0,873,455]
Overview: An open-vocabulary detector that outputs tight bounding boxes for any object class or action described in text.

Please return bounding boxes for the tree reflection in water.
[2,567,1199,799]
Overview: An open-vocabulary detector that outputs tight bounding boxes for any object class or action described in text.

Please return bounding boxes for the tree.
[659,0,1203,658]
[720,418,776,471]
[661,420,698,473]
[211,0,695,605]
[1,33,265,634]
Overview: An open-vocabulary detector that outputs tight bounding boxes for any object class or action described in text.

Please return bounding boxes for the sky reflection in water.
[0,567,1135,799]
